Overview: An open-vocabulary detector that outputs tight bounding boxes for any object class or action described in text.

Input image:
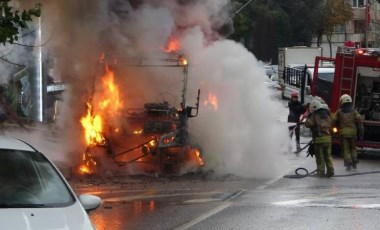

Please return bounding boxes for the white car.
[0,136,101,230]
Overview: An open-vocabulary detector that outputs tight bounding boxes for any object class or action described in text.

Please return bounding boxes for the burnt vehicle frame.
[83,54,203,173]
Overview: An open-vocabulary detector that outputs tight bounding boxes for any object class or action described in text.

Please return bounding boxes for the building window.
[354,20,366,33]
[334,24,346,33]
[351,0,366,7]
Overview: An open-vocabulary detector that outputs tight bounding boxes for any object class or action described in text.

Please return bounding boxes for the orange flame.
[164,36,181,53]
[204,92,218,111]
[79,65,123,175]
[78,149,97,175]
[79,164,92,174]
[99,66,123,115]
[194,148,204,166]
[80,103,105,146]
[179,56,188,66]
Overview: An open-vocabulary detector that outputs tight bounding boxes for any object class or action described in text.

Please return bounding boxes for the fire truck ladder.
[340,51,356,96]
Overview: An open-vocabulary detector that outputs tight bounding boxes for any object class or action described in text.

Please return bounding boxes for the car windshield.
[0,149,75,208]
[318,72,334,82]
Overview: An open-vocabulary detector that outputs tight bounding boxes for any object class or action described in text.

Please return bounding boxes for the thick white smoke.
[11,0,291,178]
[180,27,289,178]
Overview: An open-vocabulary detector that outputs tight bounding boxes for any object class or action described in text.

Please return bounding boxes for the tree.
[274,0,322,47]
[0,1,42,45]
[315,0,353,57]
[230,0,292,63]
[230,0,323,64]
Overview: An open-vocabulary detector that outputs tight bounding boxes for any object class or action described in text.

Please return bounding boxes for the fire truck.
[312,42,380,150]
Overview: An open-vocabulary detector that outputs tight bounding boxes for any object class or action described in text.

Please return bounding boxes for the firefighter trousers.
[314,142,334,176]
[341,137,358,166]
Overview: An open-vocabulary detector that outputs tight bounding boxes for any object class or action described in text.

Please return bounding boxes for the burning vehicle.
[77,52,204,175]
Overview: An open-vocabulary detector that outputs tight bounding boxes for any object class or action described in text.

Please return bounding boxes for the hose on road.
[283,168,380,179]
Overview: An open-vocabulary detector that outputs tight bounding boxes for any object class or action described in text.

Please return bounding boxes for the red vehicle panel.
[312,44,380,150]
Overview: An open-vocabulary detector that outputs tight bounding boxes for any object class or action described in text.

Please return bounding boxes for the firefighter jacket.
[331,106,363,138]
[305,109,331,144]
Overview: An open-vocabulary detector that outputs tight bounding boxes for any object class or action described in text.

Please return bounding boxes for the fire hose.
[284,167,380,179]
[285,123,380,178]
[284,139,380,178]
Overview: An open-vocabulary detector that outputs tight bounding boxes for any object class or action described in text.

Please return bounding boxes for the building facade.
[312,0,380,56]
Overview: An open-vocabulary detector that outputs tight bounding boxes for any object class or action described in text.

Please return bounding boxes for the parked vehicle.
[312,43,380,149]
[281,64,334,104]
[278,46,323,80]
[0,136,101,230]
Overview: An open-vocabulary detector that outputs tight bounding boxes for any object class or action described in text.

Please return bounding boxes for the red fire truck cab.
[312,43,380,149]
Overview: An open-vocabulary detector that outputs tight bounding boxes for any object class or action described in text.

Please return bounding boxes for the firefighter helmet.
[340,94,352,105]
[309,100,323,113]
[291,92,298,98]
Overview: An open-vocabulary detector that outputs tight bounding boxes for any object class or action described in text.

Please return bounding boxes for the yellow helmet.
[309,100,323,113]
[339,94,352,105]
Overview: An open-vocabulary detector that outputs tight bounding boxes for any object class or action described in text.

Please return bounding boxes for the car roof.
[307,67,335,73]
[0,136,36,152]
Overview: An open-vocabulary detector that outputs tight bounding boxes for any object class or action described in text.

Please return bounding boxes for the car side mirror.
[79,194,101,213]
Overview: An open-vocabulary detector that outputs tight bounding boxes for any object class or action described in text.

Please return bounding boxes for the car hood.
[0,202,95,230]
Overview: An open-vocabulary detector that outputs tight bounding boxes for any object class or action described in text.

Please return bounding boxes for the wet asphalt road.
[70,147,380,230]
[184,155,380,230]
[69,99,380,230]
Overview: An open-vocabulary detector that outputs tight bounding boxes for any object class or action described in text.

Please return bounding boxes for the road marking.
[274,201,380,209]
[174,189,246,230]
[272,191,380,209]
[273,198,310,205]
[272,191,337,206]
[173,202,232,230]
[183,198,221,204]
[256,176,284,190]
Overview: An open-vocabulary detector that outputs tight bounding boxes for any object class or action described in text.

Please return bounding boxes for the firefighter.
[288,92,306,152]
[305,100,334,178]
[331,94,364,171]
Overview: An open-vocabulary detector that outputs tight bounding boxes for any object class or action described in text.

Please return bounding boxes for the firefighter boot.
[326,170,334,178]
[296,143,301,152]
[345,162,352,171]
[352,161,358,169]
[326,172,334,178]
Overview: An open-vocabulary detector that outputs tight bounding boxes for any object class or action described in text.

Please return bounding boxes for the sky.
[7,0,291,179]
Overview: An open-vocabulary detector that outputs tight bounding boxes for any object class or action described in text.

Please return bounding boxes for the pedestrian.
[331,94,364,171]
[304,100,334,178]
[288,92,306,152]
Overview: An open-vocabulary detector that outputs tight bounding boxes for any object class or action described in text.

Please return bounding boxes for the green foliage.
[0,0,41,45]
[322,0,353,36]
[229,0,252,40]
[229,0,353,63]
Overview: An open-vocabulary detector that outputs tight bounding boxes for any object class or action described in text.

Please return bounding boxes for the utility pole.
[233,0,254,18]
[376,1,379,47]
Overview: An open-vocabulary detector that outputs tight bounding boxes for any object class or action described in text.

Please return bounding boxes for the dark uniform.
[288,96,306,150]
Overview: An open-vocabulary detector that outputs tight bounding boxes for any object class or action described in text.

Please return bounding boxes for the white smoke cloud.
[8,0,292,179]
[180,29,290,178]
